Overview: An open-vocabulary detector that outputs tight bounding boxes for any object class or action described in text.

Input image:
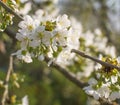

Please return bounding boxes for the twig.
[1,56,13,105]
[0,0,23,21]
[71,49,120,71]
[5,28,17,41]
[52,63,88,88]
[45,57,88,88]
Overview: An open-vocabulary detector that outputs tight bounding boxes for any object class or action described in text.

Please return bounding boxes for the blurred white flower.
[97,83,111,99]
[83,31,94,46]
[53,29,68,47]
[84,56,120,101]
[29,40,40,48]
[88,78,98,85]
[84,80,112,100]
[13,50,32,63]
[117,56,120,63]
[42,31,53,46]
[94,28,102,35]
[111,75,118,84]
[18,15,39,36]
[18,2,32,15]
[22,95,29,105]
[109,91,120,101]
[55,48,73,66]
[56,14,71,29]
[84,86,100,100]
[20,0,28,3]
[19,53,32,63]
[38,54,45,61]
[105,46,116,58]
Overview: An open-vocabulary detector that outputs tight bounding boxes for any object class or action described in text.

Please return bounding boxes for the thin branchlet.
[71,49,120,71]
[45,57,88,88]
[1,56,13,105]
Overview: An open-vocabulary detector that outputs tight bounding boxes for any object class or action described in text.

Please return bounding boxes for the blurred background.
[0,0,120,105]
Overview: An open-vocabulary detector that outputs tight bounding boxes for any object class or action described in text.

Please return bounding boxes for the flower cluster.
[13,9,80,65]
[76,28,116,79]
[81,28,116,57]
[84,57,120,101]
[18,0,59,16]
[0,0,18,31]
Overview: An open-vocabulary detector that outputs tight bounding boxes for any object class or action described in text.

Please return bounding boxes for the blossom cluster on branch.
[84,56,120,101]
[0,0,18,31]
[13,8,120,102]
[13,9,80,66]
[1,0,120,104]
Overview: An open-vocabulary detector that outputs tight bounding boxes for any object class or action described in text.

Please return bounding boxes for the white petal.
[23,53,32,63]
[117,56,120,63]
[88,78,98,85]
[93,92,100,100]
[111,76,118,84]
[38,54,44,61]
[109,92,118,101]
[22,95,29,105]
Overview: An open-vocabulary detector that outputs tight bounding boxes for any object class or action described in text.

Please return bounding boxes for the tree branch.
[5,28,17,41]
[45,57,88,88]
[71,49,120,71]
[0,1,88,90]
[1,56,13,105]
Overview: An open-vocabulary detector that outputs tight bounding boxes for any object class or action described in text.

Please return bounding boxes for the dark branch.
[71,49,120,71]
[0,1,88,89]
[5,28,17,41]
[45,57,88,88]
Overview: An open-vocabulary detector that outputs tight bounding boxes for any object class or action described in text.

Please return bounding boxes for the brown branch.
[71,49,120,71]
[1,56,13,105]
[71,49,120,105]
[5,28,17,41]
[45,56,119,105]
[45,57,88,88]
[0,0,88,90]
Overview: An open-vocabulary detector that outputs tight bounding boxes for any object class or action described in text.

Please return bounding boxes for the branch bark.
[45,57,88,88]
[71,49,120,71]
[1,56,13,105]
[52,63,88,88]
[0,1,119,105]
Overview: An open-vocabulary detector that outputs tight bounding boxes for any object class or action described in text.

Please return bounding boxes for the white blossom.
[117,56,120,63]
[42,31,53,46]
[84,86,100,100]
[88,78,98,85]
[13,50,32,63]
[18,2,31,15]
[97,83,111,99]
[84,56,120,101]
[109,91,120,101]
[18,15,39,36]
[20,0,28,3]
[56,14,71,29]
[111,75,118,84]
[22,95,29,105]
[38,54,45,61]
